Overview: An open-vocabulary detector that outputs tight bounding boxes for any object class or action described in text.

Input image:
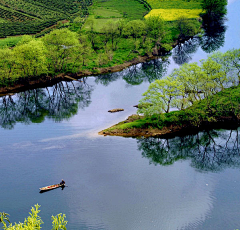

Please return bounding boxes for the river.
[0,1,240,229]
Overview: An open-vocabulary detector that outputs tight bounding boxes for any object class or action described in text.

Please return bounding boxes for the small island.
[99,85,240,138]
[99,48,240,138]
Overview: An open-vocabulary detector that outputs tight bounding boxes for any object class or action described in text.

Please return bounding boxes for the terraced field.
[0,0,92,37]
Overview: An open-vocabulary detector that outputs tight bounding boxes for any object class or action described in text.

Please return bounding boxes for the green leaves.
[51,214,68,230]
[13,39,48,77]
[1,204,68,230]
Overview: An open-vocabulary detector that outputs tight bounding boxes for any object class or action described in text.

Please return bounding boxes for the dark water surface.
[1,1,240,229]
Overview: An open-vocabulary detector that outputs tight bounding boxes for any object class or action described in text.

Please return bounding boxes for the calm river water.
[1,1,240,229]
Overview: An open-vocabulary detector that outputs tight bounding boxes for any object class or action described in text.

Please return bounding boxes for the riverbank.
[99,85,240,138]
[0,53,161,96]
[0,32,199,96]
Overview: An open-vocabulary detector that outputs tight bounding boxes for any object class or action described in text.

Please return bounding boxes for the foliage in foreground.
[0,204,67,230]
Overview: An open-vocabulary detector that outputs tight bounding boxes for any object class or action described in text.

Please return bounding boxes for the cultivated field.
[145,0,202,21]
[0,0,92,37]
[145,9,202,21]
[83,0,149,32]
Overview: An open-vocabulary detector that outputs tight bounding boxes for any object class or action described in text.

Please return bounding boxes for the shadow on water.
[137,129,240,172]
[0,81,93,129]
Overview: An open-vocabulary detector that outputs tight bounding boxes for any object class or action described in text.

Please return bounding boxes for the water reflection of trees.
[200,15,226,53]
[172,15,226,65]
[94,58,170,86]
[0,81,93,129]
[172,38,200,65]
[137,129,240,172]
[123,58,170,85]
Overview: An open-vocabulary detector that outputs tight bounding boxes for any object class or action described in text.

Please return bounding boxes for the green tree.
[101,20,119,50]
[201,0,227,18]
[0,48,16,85]
[138,76,184,116]
[145,16,165,46]
[124,20,146,41]
[42,28,81,73]
[210,49,240,84]
[176,17,199,41]
[13,40,48,78]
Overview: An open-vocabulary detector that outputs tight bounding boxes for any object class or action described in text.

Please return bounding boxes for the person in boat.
[60,179,65,186]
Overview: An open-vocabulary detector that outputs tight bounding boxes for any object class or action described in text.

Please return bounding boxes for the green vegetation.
[0,204,67,230]
[146,0,202,9]
[0,9,202,87]
[201,0,227,18]
[82,0,150,32]
[0,0,224,89]
[92,0,149,20]
[0,36,23,48]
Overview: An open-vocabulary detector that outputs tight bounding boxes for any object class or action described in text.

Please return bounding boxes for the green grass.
[83,0,150,32]
[83,16,121,32]
[0,36,22,48]
[93,8,123,18]
[93,0,149,20]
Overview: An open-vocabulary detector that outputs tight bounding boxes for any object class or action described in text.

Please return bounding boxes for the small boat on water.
[39,183,65,193]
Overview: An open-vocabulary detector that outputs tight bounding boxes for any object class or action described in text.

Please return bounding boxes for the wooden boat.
[39,183,65,192]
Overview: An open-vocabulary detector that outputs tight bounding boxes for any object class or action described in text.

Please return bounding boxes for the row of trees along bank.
[0,15,201,87]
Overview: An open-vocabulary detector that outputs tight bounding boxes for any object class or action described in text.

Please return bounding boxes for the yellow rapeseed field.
[145,9,202,21]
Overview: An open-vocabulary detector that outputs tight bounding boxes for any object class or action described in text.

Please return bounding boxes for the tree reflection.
[0,81,93,129]
[95,72,121,86]
[94,58,170,86]
[123,58,170,85]
[137,129,240,172]
[172,15,226,65]
[200,15,226,53]
[172,37,200,65]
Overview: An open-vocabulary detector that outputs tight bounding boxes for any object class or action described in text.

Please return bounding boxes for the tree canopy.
[201,0,227,18]
[138,49,240,116]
